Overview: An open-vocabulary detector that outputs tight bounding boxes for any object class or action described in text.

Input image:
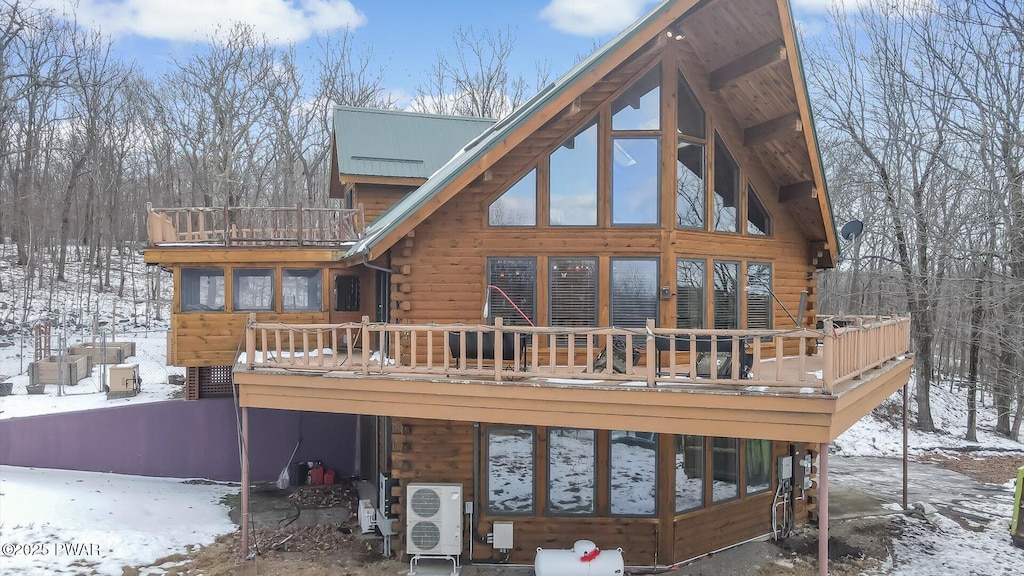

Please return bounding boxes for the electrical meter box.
[778,455,793,482]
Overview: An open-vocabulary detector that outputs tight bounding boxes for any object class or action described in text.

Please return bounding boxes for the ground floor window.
[711,437,739,503]
[283,269,322,311]
[181,268,224,312]
[486,427,535,514]
[233,268,274,311]
[675,434,705,513]
[547,428,596,515]
[746,439,772,494]
[610,431,657,516]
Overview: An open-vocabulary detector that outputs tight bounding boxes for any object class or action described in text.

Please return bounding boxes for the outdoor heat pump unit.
[406,483,463,575]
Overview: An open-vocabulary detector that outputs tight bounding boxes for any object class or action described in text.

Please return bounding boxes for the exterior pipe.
[818,443,828,576]
[361,255,392,274]
[240,406,250,560]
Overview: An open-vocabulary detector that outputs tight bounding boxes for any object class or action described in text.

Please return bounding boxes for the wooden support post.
[646,319,657,387]
[246,314,256,368]
[493,318,503,382]
[240,406,250,560]
[296,201,304,245]
[818,443,829,576]
[223,203,231,247]
[361,316,370,375]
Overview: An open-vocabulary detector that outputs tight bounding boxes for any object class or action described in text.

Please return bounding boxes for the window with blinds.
[676,259,704,329]
[610,259,659,328]
[549,258,597,342]
[746,263,772,330]
[712,261,739,330]
[487,258,536,326]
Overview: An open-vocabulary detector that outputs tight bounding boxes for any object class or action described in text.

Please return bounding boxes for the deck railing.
[146,202,365,246]
[242,315,911,394]
[821,316,911,390]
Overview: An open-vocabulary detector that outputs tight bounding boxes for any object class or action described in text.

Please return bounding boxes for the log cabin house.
[145,0,913,570]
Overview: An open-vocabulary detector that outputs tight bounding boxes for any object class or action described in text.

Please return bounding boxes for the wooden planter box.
[28,354,92,386]
[68,342,136,364]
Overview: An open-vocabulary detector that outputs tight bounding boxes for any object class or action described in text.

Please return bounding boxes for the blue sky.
[38,0,841,105]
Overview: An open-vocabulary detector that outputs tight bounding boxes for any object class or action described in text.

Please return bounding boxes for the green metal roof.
[333,107,495,180]
[345,0,678,259]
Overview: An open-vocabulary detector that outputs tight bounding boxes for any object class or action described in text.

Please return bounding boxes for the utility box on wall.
[107,364,140,399]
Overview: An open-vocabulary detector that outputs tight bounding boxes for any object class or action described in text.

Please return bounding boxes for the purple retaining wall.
[0,399,357,482]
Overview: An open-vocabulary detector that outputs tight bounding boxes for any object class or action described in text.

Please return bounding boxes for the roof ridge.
[332,105,497,123]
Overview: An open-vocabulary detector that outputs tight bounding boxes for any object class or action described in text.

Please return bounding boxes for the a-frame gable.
[345,0,837,267]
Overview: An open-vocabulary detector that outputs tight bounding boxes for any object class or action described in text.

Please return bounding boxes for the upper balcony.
[145,202,365,248]
[233,315,913,443]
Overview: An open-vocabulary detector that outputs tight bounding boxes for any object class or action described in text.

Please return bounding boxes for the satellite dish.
[840,219,864,241]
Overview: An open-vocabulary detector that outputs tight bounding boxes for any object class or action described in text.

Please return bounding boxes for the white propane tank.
[534,539,624,576]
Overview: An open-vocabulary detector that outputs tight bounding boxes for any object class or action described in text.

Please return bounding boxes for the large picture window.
[711,437,739,503]
[282,269,322,311]
[610,259,659,328]
[747,187,771,236]
[550,120,598,226]
[713,134,739,233]
[487,258,536,326]
[746,439,772,495]
[487,427,535,514]
[181,268,224,312]
[547,429,596,515]
[676,260,705,329]
[610,431,657,516]
[232,268,273,311]
[612,138,659,225]
[549,258,597,341]
[746,263,772,330]
[612,66,660,130]
[489,169,537,226]
[713,261,739,330]
[675,435,705,513]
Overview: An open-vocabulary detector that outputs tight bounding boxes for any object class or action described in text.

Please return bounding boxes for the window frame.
[282,269,323,312]
[548,257,599,341]
[486,257,537,326]
[675,138,706,230]
[710,436,740,505]
[610,136,661,226]
[712,133,740,234]
[608,430,660,517]
[675,434,706,514]
[231,268,275,312]
[745,262,773,331]
[745,439,773,496]
[746,186,772,236]
[676,259,706,330]
[546,427,598,516]
[609,257,660,329]
[712,260,740,331]
[548,118,600,227]
[180,267,225,313]
[485,425,536,516]
[488,167,538,227]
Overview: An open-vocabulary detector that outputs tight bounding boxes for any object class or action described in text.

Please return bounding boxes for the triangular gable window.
[488,168,537,226]
[747,187,771,236]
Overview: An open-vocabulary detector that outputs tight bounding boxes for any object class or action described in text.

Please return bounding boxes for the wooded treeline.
[810,0,1023,440]
[0,0,1021,440]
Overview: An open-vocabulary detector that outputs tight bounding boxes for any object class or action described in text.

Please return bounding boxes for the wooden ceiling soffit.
[744,112,802,146]
[778,180,816,204]
[709,39,787,92]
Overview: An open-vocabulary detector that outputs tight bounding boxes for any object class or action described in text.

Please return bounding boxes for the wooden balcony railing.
[241,315,911,394]
[146,202,365,246]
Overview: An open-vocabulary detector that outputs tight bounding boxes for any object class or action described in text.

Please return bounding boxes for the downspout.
[361,254,392,274]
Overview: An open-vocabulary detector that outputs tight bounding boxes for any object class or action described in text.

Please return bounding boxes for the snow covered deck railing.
[242,315,912,394]
[820,316,911,391]
[145,202,365,246]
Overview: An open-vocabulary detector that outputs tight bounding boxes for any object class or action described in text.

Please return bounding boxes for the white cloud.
[539,0,659,37]
[39,0,366,44]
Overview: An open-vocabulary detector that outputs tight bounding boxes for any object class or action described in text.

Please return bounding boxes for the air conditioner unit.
[406,483,463,557]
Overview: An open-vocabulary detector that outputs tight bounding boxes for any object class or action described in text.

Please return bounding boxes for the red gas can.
[323,468,336,485]
[310,466,324,485]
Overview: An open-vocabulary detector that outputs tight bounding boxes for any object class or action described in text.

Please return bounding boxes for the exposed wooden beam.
[779,181,816,203]
[709,39,786,92]
[744,112,802,146]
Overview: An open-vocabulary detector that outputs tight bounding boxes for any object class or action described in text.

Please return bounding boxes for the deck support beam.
[818,442,829,576]
[240,406,251,560]
[902,382,909,511]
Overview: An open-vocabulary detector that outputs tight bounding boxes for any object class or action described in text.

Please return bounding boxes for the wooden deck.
[233,316,913,443]
[146,203,365,247]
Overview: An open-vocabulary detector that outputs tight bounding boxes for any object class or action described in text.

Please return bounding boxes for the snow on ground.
[0,465,236,575]
[834,376,1024,458]
[0,331,183,420]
